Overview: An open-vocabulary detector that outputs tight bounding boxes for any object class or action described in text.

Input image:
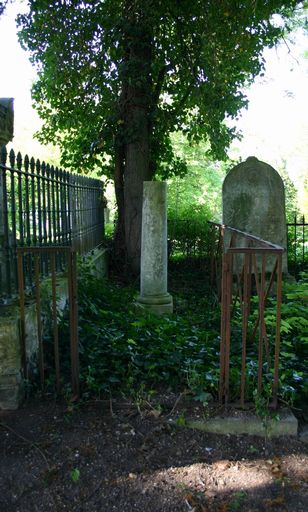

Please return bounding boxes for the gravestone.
[0,98,14,146]
[222,156,288,273]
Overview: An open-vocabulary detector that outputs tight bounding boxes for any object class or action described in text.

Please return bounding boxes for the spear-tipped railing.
[0,145,104,302]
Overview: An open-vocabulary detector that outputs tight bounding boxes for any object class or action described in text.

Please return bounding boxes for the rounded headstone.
[222,157,287,272]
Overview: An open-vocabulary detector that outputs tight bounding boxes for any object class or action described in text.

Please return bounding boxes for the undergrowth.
[48,264,307,408]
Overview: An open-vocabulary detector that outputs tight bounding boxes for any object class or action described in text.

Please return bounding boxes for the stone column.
[0,99,14,293]
[136,181,173,315]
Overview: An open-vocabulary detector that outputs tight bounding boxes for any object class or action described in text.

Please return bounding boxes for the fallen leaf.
[264,495,285,507]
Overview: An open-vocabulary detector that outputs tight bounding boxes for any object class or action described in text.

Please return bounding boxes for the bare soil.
[0,394,307,512]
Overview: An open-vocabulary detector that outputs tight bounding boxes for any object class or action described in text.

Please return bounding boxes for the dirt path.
[0,398,307,511]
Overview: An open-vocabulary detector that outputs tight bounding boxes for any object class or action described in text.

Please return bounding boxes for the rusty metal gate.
[17,246,79,398]
[210,223,284,409]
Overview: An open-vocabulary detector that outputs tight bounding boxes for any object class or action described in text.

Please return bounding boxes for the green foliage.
[253,384,279,437]
[57,262,221,398]
[168,133,228,220]
[70,468,80,484]
[278,160,299,222]
[230,491,248,511]
[229,272,308,405]
[267,273,308,404]
[17,1,303,175]
[54,264,308,408]
[166,134,228,260]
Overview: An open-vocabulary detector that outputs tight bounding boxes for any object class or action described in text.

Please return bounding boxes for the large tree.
[18,0,303,273]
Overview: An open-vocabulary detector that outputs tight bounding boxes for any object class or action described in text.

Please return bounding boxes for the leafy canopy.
[18,0,303,176]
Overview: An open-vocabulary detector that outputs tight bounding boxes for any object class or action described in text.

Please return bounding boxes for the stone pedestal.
[136,181,173,315]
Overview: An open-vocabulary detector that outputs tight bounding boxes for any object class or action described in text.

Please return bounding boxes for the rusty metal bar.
[51,252,60,393]
[17,245,75,254]
[273,253,283,408]
[219,253,228,404]
[228,247,283,254]
[240,253,249,407]
[209,222,284,250]
[257,254,266,392]
[34,255,44,389]
[17,252,27,378]
[225,252,233,404]
[68,250,79,399]
[220,251,233,405]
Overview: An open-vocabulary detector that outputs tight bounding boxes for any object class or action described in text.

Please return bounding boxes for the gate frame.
[16,246,79,399]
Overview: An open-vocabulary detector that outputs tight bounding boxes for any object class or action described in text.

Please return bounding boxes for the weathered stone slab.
[0,311,21,373]
[0,311,24,409]
[222,156,288,273]
[183,408,298,437]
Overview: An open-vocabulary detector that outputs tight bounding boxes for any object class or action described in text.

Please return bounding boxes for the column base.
[135,293,173,316]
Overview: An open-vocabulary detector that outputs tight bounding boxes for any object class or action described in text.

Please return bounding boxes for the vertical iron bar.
[55,167,61,245]
[294,215,297,274]
[51,252,60,393]
[70,176,77,250]
[24,155,32,287]
[46,164,52,245]
[68,250,79,398]
[219,253,228,404]
[224,252,233,405]
[51,166,57,246]
[240,253,249,407]
[34,254,44,389]
[9,150,18,292]
[2,158,11,296]
[30,157,37,245]
[66,171,72,246]
[302,215,305,268]
[257,254,266,392]
[17,251,27,378]
[17,152,24,248]
[41,162,48,275]
[273,254,283,408]
[55,168,62,272]
[36,159,42,246]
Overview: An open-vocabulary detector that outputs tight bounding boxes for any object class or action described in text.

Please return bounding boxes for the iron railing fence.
[287,215,308,277]
[168,219,217,263]
[0,146,104,303]
[168,217,308,277]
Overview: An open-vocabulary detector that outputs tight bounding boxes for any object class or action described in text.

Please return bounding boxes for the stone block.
[183,408,298,437]
[0,372,24,410]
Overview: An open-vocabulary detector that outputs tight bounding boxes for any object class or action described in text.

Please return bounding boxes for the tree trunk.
[113,141,126,263]
[123,22,153,275]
